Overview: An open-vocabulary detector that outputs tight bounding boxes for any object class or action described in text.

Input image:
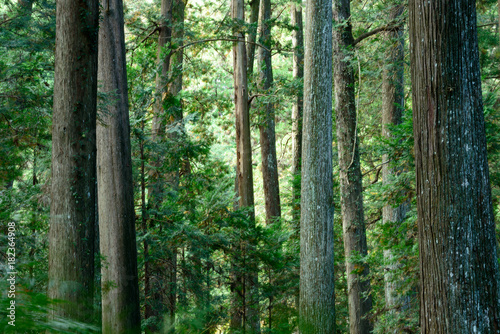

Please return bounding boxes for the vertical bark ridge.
[299,0,335,332]
[409,0,500,332]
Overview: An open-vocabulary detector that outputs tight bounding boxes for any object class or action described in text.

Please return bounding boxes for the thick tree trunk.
[257,0,280,225]
[247,0,260,76]
[233,0,259,331]
[291,2,303,227]
[96,0,141,332]
[381,4,407,312]
[48,0,99,322]
[409,0,500,332]
[332,0,373,333]
[299,0,335,332]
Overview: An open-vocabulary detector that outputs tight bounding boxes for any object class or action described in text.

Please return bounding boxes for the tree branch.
[353,24,399,47]
[173,38,270,54]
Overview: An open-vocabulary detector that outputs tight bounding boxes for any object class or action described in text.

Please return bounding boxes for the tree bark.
[299,0,335,332]
[233,0,259,331]
[257,0,280,225]
[381,4,407,313]
[409,0,500,332]
[48,0,99,322]
[163,0,186,327]
[247,0,260,76]
[291,1,303,227]
[96,0,141,332]
[145,0,172,329]
[96,5,138,331]
[332,0,373,333]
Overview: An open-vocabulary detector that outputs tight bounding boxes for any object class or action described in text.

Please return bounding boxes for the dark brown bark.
[409,0,500,332]
[48,0,99,322]
[257,0,280,225]
[381,4,407,311]
[332,0,373,333]
[299,0,335,332]
[291,2,303,227]
[96,0,141,331]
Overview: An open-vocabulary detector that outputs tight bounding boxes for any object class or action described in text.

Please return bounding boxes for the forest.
[1,0,500,332]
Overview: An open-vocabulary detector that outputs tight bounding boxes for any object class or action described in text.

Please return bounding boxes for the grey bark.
[96,0,141,331]
[381,4,407,313]
[257,0,280,225]
[299,0,335,332]
[332,0,373,332]
[291,1,303,226]
[409,0,500,332]
[48,0,99,322]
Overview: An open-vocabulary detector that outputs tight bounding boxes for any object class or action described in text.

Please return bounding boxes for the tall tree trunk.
[145,0,172,329]
[257,0,280,226]
[48,0,99,322]
[409,0,500,332]
[256,0,279,327]
[96,0,141,331]
[247,0,260,76]
[381,4,407,313]
[163,0,186,327]
[299,0,335,332]
[232,0,259,331]
[332,0,373,333]
[291,1,303,228]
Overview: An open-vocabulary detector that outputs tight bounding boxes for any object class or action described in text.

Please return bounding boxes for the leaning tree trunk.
[409,0,500,332]
[97,0,141,331]
[381,4,408,313]
[332,0,373,333]
[299,0,335,332]
[48,0,99,323]
[291,1,303,229]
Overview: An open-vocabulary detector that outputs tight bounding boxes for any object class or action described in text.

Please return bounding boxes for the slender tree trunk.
[381,4,407,313]
[233,0,259,331]
[409,0,500,332]
[247,0,260,76]
[332,0,373,333]
[145,0,172,329]
[256,0,279,327]
[140,120,151,330]
[299,0,335,332]
[96,0,141,331]
[257,0,280,226]
[291,1,303,228]
[48,0,99,322]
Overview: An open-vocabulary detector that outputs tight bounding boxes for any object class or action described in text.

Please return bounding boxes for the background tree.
[96,0,141,331]
[332,0,373,332]
[409,0,500,332]
[381,2,408,315]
